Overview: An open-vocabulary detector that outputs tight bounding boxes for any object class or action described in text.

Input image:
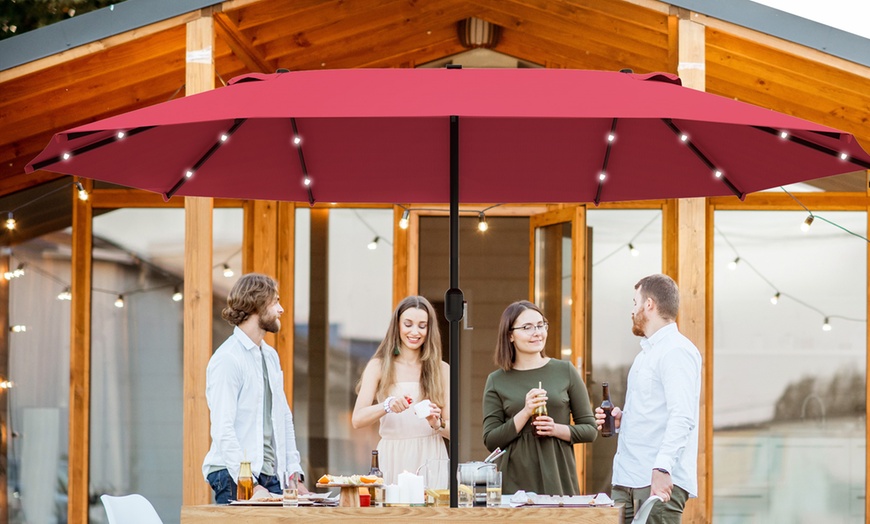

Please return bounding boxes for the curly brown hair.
[221,273,278,326]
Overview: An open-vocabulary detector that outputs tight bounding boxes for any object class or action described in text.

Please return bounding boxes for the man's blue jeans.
[206,469,281,504]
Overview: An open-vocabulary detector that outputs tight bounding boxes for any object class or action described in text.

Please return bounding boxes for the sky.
[750,0,870,39]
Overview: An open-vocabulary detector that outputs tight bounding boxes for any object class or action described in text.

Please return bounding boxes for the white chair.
[631,495,664,524]
[100,494,164,524]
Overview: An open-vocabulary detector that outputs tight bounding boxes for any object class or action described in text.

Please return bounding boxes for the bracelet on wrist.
[383,396,395,414]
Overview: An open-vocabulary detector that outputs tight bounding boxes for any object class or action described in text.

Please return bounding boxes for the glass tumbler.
[281,471,299,507]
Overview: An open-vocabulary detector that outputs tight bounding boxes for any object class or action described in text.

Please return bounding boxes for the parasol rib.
[661,119,744,200]
[290,117,316,206]
[165,118,247,200]
[593,118,619,206]
[31,126,157,172]
[751,126,870,170]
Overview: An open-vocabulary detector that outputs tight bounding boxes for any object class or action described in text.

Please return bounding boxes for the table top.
[181,504,624,523]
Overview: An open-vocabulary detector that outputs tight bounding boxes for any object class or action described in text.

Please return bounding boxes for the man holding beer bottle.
[202,273,306,503]
[594,274,701,524]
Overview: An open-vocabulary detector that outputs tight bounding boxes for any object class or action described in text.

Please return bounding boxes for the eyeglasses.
[510,322,549,333]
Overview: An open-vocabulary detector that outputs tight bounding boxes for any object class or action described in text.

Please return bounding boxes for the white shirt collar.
[639,322,678,351]
[233,325,260,352]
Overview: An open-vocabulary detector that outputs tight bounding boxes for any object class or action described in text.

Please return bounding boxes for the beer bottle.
[600,382,616,438]
[237,460,254,500]
[369,450,384,506]
[533,381,548,438]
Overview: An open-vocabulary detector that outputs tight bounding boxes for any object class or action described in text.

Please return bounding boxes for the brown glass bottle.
[533,381,548,438]
[237,460,254,501]
[600,382,615,438]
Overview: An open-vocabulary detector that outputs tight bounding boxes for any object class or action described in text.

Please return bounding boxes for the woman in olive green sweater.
[482,300,597,496]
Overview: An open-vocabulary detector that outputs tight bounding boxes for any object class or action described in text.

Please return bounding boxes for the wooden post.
[571,206,588,493]
[865,169,870,521]
[243,200,279,347]
[69,179,93,524]
[277,202,295,405]
[183,11,215,507]
[308,208,330,480]
[0,254,8,523]
[674,14,711,524]
[392,205,410,307]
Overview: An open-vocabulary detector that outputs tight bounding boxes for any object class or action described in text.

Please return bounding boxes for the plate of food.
[315,474,383,487]
[229,496,284,506]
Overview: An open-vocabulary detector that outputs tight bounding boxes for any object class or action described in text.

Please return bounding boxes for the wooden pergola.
[1,1,869,523]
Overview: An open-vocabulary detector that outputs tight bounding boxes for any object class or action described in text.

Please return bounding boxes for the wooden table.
[181,504,624,523]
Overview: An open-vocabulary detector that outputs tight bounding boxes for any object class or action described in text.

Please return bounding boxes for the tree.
[1,0,127,40]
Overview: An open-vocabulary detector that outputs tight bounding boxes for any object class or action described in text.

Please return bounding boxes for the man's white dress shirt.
[612,322,701,497]
[202,326,303,483]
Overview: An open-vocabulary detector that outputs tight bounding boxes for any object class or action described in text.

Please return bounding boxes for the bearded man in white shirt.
[595,274,701,524]
[202,273,306,503]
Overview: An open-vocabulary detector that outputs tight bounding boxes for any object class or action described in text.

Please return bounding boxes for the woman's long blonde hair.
[372,296,445,406]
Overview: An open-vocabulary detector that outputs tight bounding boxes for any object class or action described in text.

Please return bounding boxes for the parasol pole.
[444,114,463,508]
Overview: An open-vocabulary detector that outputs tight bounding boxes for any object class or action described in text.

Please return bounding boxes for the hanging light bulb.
[5,212,16,230]
[628,243,639,257]
[0,379,13,389]
[478,212,488,232]
[222,263,234,278]
[12,263,24,278]
[114,295,125,308]
[728,257,740,271]
[368,236,380,250]
[801,215,814,232]
[822,317,832,331]
[399,209,410,230]
[75,182,89,201]
[172,287,183,302]
[9,325,26,333]
[58,287,72,301]
[770,292,780,305]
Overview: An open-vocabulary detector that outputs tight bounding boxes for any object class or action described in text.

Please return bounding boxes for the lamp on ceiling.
[457,17,501,49]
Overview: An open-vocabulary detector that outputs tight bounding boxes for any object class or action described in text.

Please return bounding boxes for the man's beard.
[259,315,281,333]
[631,309,647,337]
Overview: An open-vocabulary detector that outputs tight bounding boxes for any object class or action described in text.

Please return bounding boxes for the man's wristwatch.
[653,468,670,475]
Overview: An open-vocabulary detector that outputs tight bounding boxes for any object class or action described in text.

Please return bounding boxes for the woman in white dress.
[352,296,450,486]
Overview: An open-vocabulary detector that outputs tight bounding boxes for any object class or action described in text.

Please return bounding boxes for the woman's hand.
[426,402,444,430]
[386,395,413,414]
[523,387,547,417]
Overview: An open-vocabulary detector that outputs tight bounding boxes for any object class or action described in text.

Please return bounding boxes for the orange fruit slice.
[360,475,380,484]
[317,474,330,484]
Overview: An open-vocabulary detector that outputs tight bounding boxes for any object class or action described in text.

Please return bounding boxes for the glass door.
[529,206,588,488]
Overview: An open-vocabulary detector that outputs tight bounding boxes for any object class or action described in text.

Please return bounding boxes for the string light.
[822,317,832,331]
[9,325,26,333]
[368,236,380,250]
[839,152,848,161]
[598,172,606,181]
[293,136,302,146]
[172,287,183,302]
[714,170,723,178]
[779,131,789,139]
[57,287,72,301]
[607,133,616,143]
[303,176,311,187]
[75,182,89,201]
[399,209,410,230]
[222,263,234,278]
[801,215,814,232]
[478,212,488,232]
[728,257,740,270]
[770,292,780,305]
[0,379,13,389]
[62,152,71,160]
[114,295,125,308]
[117,131,126,139]
[628,243,639,257]
[5,212,16,230]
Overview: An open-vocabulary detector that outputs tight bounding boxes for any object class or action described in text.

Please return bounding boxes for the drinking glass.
[281,471,299,507]
[486,470,502,508]
[457,470,473,508]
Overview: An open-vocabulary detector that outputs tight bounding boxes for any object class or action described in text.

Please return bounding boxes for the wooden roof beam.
[215,11,274,74]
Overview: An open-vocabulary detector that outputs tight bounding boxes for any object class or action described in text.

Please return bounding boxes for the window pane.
[713,210,866,523]
[6,234,71,523]
[294,208,393,479]
[586,209,662,494]
[89,207,241,523]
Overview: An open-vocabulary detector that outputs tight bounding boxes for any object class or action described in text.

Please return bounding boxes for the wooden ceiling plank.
[214,11,274,73]
[0,12,194,83]
[272,2,478,69]
[471,0,669,71]
[258,0,476,62]
[0,26,186,103]
[707,30,870,102]
[226,0,351,32]
[497,0,668,34]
